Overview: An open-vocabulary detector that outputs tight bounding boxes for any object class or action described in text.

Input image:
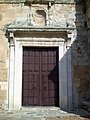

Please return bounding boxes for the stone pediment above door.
[6,14,75,43]
[6,3,75,41]
[7,3,75,28]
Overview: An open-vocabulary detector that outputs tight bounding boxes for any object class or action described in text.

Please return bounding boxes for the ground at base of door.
[0,108,90,120]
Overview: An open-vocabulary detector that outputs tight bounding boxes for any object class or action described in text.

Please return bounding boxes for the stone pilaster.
[8,32,15,109]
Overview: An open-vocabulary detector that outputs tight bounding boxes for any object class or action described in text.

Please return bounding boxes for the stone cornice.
[0,0,83,4]
[7,26,75,33]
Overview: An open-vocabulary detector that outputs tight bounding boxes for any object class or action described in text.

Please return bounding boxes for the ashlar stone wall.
[0,0,89,109]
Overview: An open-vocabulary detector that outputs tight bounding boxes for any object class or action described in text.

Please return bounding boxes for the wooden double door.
[22,47,59,106]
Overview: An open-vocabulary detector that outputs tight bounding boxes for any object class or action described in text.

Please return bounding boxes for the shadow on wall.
[73,0,90,110]
[59,39,89,116]
[60,0,90,114]
[48,65,59,107]
[59,0,90,116]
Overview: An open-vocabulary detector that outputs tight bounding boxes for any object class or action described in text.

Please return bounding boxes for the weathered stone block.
[0,68,7,81]
[0,90,7,101]
[73,66,89,78]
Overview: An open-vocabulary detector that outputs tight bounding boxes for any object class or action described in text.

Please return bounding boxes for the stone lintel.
[7,27,74,43]
[7,27,75,32]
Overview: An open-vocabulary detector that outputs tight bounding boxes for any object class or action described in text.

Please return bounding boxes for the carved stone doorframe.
[7,28,73,110]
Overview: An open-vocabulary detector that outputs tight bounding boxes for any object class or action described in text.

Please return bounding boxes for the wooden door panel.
[22,47,59,106]
[23,90,29,97]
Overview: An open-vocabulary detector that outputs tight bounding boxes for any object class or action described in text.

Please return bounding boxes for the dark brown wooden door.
[22,47,59,106]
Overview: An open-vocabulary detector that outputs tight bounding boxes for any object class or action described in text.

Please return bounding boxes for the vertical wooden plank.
[41,50,48,105]
[22,48,29,106]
